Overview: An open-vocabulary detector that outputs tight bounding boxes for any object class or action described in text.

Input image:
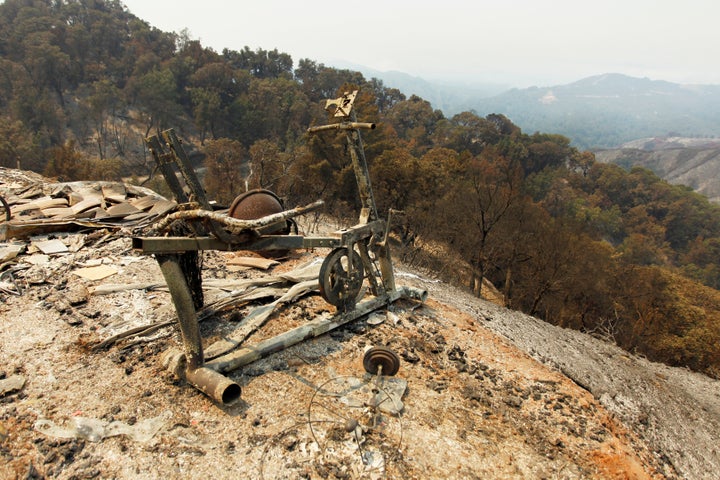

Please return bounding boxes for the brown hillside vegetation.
[618,268,720,377]
[2,168,720,479]
[594,143,720,204]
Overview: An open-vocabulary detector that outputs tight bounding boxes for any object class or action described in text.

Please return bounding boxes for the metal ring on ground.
[363,346,401,376]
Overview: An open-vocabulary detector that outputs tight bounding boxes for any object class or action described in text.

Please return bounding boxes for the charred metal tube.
[185,367,241,405]
[157,254,204,368]
[162,351,241,405]
[307,122,376,133]
[395,286,429,302]
[207,286,429,373]
[157,254,242,405]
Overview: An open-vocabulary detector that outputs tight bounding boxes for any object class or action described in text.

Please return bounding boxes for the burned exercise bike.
[132,90,426,405]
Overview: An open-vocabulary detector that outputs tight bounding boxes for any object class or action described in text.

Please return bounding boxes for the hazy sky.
[121,0,720,87]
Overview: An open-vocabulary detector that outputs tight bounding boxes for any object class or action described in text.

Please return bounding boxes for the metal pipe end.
[185,367,242,405]
[400,286,428,302]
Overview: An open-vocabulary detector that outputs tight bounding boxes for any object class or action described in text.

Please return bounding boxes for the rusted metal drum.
[227,189,291,235]
[227,189,291,258]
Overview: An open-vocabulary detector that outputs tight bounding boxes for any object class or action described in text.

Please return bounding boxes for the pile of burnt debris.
[0,167,175,242]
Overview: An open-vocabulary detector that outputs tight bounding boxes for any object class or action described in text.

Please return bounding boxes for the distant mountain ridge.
[328,61,510,113]
[346,65,720,202]
[470,73,720,149]
[346,66,720,149]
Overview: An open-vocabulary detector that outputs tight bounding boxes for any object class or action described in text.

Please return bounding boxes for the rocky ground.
[429,282,720,479]
[1,170,718,479]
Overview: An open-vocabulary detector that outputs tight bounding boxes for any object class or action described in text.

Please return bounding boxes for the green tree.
[9,81,65,147]
[384,95,444,154]
[523,133,574,174]
[365,77,405,114]
[0,116,39,170]
[439,147,524,296]
[203,138,247,205]
[223,46,293,79]
[293,59,365,103]
[81,79,123,159]
[22,30,71,106]
[435,111,501,156]
[233,76,311,148]
[247,139,291,191]
[126,67,181,136]
[370,147,420,213]
[189,62,245,142]
[44,140,90,181]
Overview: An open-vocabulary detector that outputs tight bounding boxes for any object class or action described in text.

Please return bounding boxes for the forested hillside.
[469,73,720,149]
[1,0,719,378]
[595,139,720,203]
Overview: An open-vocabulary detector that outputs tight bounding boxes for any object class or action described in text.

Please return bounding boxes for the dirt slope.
[429,281,720,479]
[0,237,666,479]
[2,170,718,479]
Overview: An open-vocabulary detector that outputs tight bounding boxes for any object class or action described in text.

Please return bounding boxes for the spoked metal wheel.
[319,247,364,309]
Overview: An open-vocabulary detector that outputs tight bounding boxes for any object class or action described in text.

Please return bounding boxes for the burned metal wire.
[0,268,22,295]
[307,374,404,471]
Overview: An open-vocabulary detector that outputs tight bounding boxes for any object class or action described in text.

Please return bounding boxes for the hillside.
[2,0,720,411]
[594,138,720,203]
[2,168,720,479]
[328,61,510,114]
[336,66,720,150]
[468,73,720,149]
[331,69,720,150]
